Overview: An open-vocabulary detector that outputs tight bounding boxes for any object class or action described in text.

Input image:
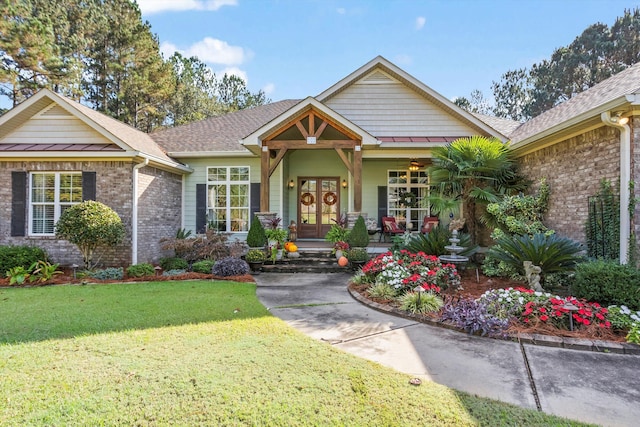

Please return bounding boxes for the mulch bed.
[350,268,628,343]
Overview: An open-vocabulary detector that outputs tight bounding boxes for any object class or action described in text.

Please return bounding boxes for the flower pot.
[248,261,263,272]
[335,250,343,259]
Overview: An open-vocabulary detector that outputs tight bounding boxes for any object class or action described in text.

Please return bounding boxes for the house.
[1,56,637,267]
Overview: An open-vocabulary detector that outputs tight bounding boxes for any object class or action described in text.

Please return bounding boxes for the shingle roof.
[471,113,522,138]
[151,100,302,153]
[510,62,640,144]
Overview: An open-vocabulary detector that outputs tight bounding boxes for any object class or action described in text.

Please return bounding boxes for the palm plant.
[427,136,528,244]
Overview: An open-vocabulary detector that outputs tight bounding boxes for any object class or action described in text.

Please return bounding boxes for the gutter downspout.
[132,157,149,265]
[601,112,631,264]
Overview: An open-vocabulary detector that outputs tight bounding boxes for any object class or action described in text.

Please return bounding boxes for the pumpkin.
[338,256,349,267]
[284,242,298,252]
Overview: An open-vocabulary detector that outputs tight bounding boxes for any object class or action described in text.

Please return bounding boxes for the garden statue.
[523,261,544,292]
[288,220,297,241]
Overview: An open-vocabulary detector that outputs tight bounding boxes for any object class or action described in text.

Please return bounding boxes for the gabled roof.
[317,55,509,142]
[151,100,301,157]
[472,113,522,138]
[510,62,640,149]
[240,97,378,151]
[0,89,190,172]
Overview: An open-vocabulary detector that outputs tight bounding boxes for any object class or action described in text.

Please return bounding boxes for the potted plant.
[265,227,288,263]
[346,247,369,269]
[245,249,266,272]
[325,214,349,246]
[334,240,350,259]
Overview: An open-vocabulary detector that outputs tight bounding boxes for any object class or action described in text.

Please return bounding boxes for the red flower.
[540,315,549,322]
[539,307,547,313]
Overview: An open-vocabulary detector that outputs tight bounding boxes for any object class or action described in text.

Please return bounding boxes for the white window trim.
[387,169,429,231]
[206,166,250,233]
[28,171,82,236]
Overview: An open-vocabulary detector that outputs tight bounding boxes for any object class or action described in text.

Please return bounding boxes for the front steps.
[258,250,354,274]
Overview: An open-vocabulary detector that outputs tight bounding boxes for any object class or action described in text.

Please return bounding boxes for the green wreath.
[397,190,418,208]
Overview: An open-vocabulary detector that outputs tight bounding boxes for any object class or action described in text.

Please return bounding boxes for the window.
[207,166,250,232]
[30,172,83,235]
[387,170,429,231]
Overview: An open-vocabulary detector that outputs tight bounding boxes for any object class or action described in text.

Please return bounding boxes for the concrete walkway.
[255,272,640,427]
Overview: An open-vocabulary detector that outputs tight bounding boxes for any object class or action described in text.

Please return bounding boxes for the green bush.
[126,263,155,278]
[163,269,186,276]
[55,200,125,269]
[0,245,48,274]
[88,267,124,281]
[367,283,397,300]
[246,215,267,248]
[485,233,584,281]
[192,260,215,274]
[572,260,640,310]
[398,291,443,315]
[404,225,478,257]
[159,257,189,271]
[346,215,369,248]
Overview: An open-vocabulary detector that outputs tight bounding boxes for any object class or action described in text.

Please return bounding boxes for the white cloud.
[336,7,346,15]
[262,83,275,95]
[136,0,237,14]
[415,16,426,30]
[161,37,250,66]
[159,41,179,60]
[220,67,248,82]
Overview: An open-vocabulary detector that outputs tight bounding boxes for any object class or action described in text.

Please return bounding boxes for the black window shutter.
[377,186,387,228]
[250,182,260,221]
[11,172,27,236]
[196,184,207,233]
[82,172,96,201]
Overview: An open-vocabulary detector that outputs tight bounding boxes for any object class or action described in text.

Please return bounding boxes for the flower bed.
[350,250,639,345]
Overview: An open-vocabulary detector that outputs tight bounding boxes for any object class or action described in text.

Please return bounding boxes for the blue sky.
[136,0,640,104]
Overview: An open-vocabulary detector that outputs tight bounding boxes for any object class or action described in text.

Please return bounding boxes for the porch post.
[260,145,270,212]
[354,145,362,212]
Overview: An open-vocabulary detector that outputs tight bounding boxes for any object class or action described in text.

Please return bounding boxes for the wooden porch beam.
[313,121,328,138]
[295,120,309,138]
[334,147,353,175]
[266,140,357,149]
[260,146,270,212]
[354,145,362,212]
[268,147,288,177]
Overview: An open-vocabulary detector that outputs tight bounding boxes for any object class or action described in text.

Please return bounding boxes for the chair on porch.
[421,216,440,234]
[379,216,405,242]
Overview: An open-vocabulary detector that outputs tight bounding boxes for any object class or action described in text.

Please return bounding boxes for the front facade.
[1,56,638,267]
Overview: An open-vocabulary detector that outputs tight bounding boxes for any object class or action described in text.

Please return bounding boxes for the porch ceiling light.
[408,159,423,171]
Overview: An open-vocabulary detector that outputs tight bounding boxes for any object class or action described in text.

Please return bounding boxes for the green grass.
[0,281,591,426]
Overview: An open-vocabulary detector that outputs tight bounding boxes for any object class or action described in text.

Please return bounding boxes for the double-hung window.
[207,166,250,232]
[30,172,83,235]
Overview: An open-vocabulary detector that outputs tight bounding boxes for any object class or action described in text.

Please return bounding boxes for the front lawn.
[0,281,589,426]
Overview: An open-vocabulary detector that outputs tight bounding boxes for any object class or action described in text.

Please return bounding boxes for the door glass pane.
[320,179,338,225]
[300,179,316,225]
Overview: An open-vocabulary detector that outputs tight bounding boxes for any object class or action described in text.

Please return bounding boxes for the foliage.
[325,223,349,245]
[485,233,584,282]
[585,179,620,260]
[212,257,250,277]
[5,266,30,286]
[0,245,48,274]
[440,298,510,338]
[492,8,640,120]
[162,269,186,276]
[607,305,640,330]
[191,259,215,274]
[126,263,155,278]
[159,257,189,271]
[55,201,125,269]
[366,282,397,300]
[246,215,267,248]
[427,136,528,244]
[404,225,478,257]
[161,229,231,263]
[346,215,369,248]
[572,260,640,310]
[29,260,62,283]
[88,267,125,281]
[398,291,443,315]
[245,249,266,263]
[627,180,639,267]
[265,228,288,247]
[346,247,369,262]
[362,250,460,292]
[175,228,193,239]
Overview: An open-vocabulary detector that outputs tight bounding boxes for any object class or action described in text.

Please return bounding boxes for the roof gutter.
[131,157,149,265]
[601,111,631,264]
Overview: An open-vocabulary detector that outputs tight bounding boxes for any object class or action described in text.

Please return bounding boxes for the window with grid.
[207,166,250,232]
[387,170,429,231]
[30,172,83,235]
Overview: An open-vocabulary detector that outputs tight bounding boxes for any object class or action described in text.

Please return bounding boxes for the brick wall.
[517,126,620,245]
[136,165,183,263]
[0,161,133,267]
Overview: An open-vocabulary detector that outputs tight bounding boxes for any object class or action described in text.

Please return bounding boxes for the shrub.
[126,263,155,278]
[29,261,62,283]
[485,233,584,281]
[346,215,369,248]
[404,225,478,257]
[245,249,266,263]
[5,266,30,285]
[192,260,215,274]
[246,215,267,248]
[572,260,640,310]
[585,179,619,260]
[367,282,396,300]
[0,245,48,274]
[163,269,186,276]
[346,247,369,262]
[440,297,510,338]
[88,267,124,280]
[398,291,443,314]
[212,257,250,277]
[55,201,125,269]
[161,229,231,263]
[159,257,189,271]
[607,305,640,330]
[325,223,349,245]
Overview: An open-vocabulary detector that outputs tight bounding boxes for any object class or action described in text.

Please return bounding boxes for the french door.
[297,177,339,238]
